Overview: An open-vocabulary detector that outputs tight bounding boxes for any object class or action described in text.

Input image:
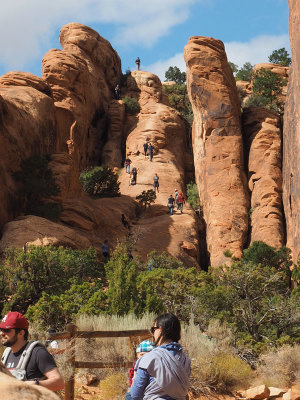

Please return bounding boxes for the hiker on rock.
[114,84,120,100]
[174,189,179,210]
[177,192,185,214]
[143,141,148,158]
[122,214,130,229]
[153,173,159,193]
[131,166,137,184]
[167,194,175,215]
[0,312,64,391]
[135,57,141,71]
[125,157,132,174]
[148,143,154,162]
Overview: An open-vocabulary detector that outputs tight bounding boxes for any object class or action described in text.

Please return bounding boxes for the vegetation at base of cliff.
[235,62,254,82]
[136,189,156,208]
[186,182,200,211]
[13,155,62,221]
[80,166,120,198]
[0,246,103,319]
[122,96,140,114]
[2,241,299,355]
[268,47,291,66]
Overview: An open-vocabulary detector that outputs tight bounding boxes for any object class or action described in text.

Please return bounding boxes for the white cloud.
[144,34,291,82]
[0,0,201,71]
[224,34,291,68]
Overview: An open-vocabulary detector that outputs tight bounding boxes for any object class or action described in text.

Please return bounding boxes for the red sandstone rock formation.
[119,70,199,266]
[184,36,249,266]
[0,73,56,228]
[283,0,300,260]
[243,107,284,248]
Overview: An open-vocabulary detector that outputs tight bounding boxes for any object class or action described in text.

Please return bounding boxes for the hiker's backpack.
[1,341,41,380]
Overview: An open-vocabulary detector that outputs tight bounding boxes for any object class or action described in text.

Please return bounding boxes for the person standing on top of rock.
[148,143,154,162]
[0,312,64,391]
[177,192,185,214]
[143,141,148,158]
[135,57,141,71]
[124,156,132,174]
[153,173,159,193]
[167,194,175,215]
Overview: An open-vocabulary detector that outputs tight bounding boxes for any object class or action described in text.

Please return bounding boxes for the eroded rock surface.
[243,107,284,248]
[184,36,249,266]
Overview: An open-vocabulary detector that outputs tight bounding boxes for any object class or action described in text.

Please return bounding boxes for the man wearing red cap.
[0,311,64,391]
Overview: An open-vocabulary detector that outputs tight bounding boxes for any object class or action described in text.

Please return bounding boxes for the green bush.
[268,47,291,66]
[136,189,156,208]
[13,155,61,220]
[1,245,102,315]
[122,96,140,114]
[186,182,200,211]
[162,83,193,123]
[80,166,120,198]
[236,62,253,82]
[165,66,186,84]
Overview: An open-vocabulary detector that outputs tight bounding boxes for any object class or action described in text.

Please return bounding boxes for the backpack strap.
[16,341,41,370]
[1,347,11,366]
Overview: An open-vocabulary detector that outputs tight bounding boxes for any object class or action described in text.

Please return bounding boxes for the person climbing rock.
[124,157,132,174]
[153,173,159,193]
[121,214,130,229]
[135,57,141,70]
[114,84,120,100]
[143,141,148,158]
[148,143,153,162]
[177,192,185,214]
[167,194,175,215]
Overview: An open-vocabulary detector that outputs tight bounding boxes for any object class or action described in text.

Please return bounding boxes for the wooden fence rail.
[47,324,150,400]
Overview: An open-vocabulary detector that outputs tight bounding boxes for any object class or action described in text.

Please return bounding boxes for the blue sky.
[0,0,289,81]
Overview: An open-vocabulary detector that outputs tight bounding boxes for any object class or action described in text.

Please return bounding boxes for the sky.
[0,0,290,81]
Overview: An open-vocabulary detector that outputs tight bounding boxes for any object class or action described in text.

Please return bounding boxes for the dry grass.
[99,372,128,400]
[256,345,300,387]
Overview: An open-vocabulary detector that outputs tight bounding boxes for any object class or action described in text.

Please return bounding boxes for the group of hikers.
[0,311,190,400]
[168,189,185,215]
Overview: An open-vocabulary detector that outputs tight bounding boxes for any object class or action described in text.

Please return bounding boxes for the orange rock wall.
[243,108,284,248]
[184,37,249,266]
[283,0,300,259]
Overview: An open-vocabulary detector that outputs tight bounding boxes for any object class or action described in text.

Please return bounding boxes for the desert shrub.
[236,62,253,82]
[26,280,107,330]
[186,182,200,211]
[80,166,120,198]
[100,372,128,400]
[162,83,193,123]
[122,96,140,114]
[13,154,62,220]
[243,94,269,109]
[1,245,102,315]
[136,189,156,208]
[268,47,291,66]
[257,345,300,387]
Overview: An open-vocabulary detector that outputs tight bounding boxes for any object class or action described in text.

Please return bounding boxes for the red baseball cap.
[0,312,29,330]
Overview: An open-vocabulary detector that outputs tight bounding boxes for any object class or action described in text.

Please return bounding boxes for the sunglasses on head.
[150,326,160,335]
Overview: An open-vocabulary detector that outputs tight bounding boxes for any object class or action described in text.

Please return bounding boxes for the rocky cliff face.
[243,108,284,248]
[184,37,249,266]
[283,0,300,260]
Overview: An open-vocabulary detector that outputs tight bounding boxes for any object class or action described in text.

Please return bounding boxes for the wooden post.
[64,323,77,400]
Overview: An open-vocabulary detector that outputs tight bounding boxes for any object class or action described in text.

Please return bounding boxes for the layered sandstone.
[243,108,284,248]
[119,71,199,266]
[283,0,300,260]
[184,36,249,266]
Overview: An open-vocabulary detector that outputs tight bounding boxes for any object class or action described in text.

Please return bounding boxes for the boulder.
[75,371,98,385]
[184,36,249,266]
[243,107,284,248]
[0,371,60,400]
[282,0,300,260]
[269,387,288,398]
[241,385,270,399]
[282,388,300,400]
